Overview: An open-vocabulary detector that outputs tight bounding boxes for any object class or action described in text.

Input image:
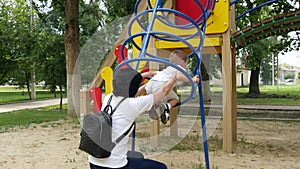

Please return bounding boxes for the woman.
[89,68,179,169]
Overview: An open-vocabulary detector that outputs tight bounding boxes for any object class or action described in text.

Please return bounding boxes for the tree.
[65,0,80,117]
[31,0,67,110]
[32,0,103,110]
[0,0,40,99]
[102,0,136,22]
[39,33,66,110]
[235,0,299,96]
[260,59,272,85]
[1,0,108,112]
[0,1,17,83]
[241,38,276,95]
[33,0,107,114]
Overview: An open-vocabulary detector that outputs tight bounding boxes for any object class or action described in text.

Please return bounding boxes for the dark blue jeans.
[89,157,167,169]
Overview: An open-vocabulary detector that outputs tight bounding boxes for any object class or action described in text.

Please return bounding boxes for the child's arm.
[192,75,200,83]
[174,71,189,82]
[175,71,200,83]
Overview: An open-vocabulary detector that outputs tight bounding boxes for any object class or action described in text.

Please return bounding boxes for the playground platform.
[183,103,300,111]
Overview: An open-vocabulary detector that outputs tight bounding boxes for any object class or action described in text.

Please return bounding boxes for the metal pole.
[276,54,280,89]
[272,54,274,86]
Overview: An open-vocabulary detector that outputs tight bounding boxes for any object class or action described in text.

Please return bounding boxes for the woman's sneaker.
[160,104,170,124]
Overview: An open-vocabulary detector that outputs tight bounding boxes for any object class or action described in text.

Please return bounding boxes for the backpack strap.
[104,95,126,116]
[115,122,135,144]
[110,96,126,116]
[107,95,113,105]
[103,95,113,113]
[107,95,134,144]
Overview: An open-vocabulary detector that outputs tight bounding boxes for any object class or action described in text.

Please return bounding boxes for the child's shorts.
[145,80,179,102]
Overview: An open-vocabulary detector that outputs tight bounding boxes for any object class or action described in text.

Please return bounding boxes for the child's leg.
[160,99,178,125]
[166,99,179,110]
[160,92,179,124]
[165,89,179,110]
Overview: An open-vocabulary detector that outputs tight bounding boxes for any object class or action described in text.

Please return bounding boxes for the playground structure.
[80,0,300,168]
[232,9,300,48]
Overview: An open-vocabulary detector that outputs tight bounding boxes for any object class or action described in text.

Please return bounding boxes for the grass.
[236,85,300,105]
[237,84,300,96]
[180,84,300,105]
[237,97,300,105]
[0,104,76,133]
[0,86,66,104]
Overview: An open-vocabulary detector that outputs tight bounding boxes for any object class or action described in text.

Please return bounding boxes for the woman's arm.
[135,84,146,97]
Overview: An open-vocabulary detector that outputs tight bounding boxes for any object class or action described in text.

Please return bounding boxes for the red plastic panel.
[175,0,214,25]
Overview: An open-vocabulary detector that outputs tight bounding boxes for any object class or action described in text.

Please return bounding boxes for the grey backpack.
[79,95,134,158]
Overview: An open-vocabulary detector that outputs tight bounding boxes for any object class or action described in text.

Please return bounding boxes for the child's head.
[169,50,188,69]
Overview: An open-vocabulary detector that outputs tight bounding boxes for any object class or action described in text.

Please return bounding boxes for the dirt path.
[0,117,299,169]
[0,98,67,113]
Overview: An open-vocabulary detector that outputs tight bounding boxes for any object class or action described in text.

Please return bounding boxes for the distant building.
[278,64,300,83]
[210,55,300,87]
[236,69,251,87]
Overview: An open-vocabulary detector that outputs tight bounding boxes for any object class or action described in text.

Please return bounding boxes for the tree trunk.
[26,80,32,100]
[65,0,80,117]
[248,67,260,97]
[30,69,36,100]
[59,84,63,110]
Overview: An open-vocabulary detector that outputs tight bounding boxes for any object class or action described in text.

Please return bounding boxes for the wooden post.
[80,89,90,123]
[230,3,237,142]
[231,46,237,142]
[148,48,160,146]
[170,106,178,137]
[169,85,178,137]
[222,23,233,153]
[150,120,160,146]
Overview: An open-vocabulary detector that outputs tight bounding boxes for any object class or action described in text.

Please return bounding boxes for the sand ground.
[0,117,299,169]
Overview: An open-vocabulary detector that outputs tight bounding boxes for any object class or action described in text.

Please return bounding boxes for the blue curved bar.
[198,77,210,169]
[138,0,161,59]
[121,31,201,59]
[120,31,202,75]
[126,1,211,168]
[128,8,202,43]
[230,0,238,6]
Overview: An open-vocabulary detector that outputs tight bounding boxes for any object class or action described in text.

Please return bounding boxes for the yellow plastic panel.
[152,0,229,36]
[155,37,222,48]
[205,0,229,34]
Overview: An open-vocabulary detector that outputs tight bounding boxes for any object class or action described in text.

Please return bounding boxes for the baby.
[138,50,199,124]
